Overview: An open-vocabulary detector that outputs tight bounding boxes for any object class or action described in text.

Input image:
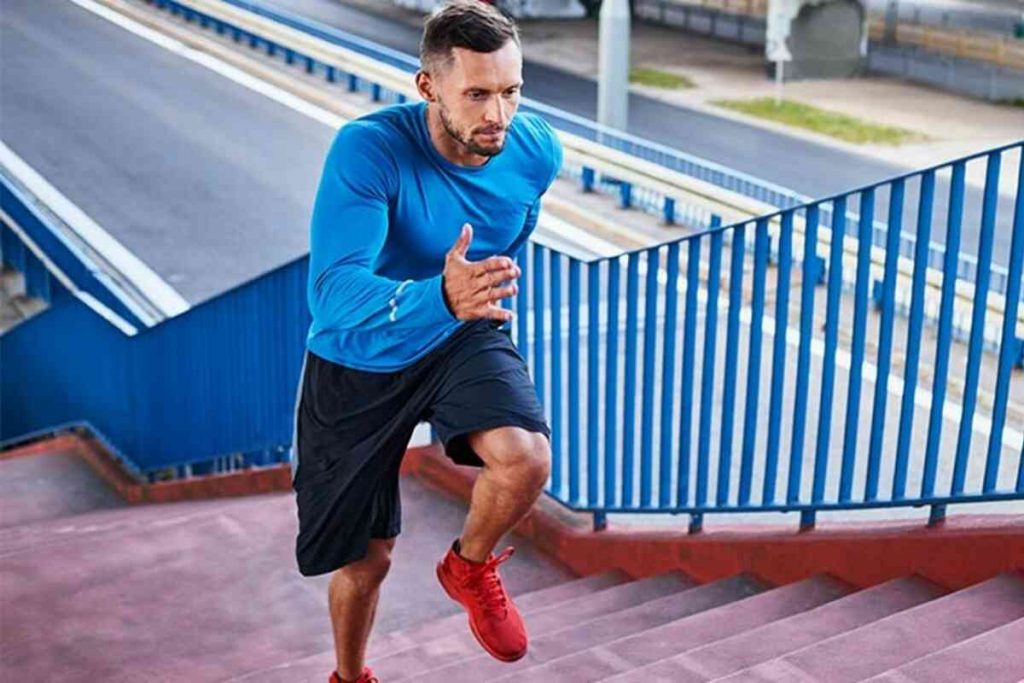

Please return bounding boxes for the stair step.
[230,572,631,683]
[368,570,630,658]
[864,618,1024,683]
[604,575,945,682]
[510,574,849,682]
[234,573,630,679]
[0,494,245,556]
[414,573,768,682]
[715,571,1024,683]
[372,571,695,680]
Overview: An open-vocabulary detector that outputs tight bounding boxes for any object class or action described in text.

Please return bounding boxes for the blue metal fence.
[509,141,1023,529]
[0,253,310,481]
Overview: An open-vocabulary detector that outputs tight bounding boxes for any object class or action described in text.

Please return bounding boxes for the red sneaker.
[328,667,378,683]
[436,540,528,662]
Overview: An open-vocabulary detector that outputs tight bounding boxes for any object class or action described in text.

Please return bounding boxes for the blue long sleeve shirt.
[306,101,563,371]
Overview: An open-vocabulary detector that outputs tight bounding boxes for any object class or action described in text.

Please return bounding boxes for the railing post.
[581,167,595,193]
[593,511,607,532]
[928,504,947,527]
[799,509,816,531]
[619,181,633,209]
[688,512,703,534]
[663,197,676,225]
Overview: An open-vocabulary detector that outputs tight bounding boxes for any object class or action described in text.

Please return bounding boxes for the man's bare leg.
[457,427,550,562]
[328,537,395,679]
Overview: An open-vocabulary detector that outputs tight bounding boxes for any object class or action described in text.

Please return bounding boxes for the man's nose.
[485,95,509,127]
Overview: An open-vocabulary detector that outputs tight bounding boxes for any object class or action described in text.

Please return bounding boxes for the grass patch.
[999,98,1024,108]
[710,97,927,145]
[629,67,695,90]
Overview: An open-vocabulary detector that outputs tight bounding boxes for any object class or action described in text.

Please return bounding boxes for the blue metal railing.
[3,140,1021,522]
[509,141,1023,529]
[0,250,309,481]
[0,173,152,330]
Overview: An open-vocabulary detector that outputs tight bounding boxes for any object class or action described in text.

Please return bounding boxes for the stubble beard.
[438,99,505,158]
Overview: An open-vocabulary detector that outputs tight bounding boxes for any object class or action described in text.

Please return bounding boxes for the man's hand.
[442,223,520,322]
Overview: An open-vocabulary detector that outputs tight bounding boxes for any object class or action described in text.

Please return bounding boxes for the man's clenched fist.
[442,223,520,322]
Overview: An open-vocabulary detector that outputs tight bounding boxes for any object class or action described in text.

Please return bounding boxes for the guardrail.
[5,136,1019,530]
[510,141,1024,531]
[1,170,150,332]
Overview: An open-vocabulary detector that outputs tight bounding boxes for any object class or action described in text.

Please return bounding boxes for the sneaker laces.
[465,546,515,616]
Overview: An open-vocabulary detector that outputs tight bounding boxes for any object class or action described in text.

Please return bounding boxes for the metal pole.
[598,0,631,132]
[774,58,784,105]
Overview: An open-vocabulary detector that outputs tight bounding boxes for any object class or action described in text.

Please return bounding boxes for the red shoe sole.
[435,561,527,663]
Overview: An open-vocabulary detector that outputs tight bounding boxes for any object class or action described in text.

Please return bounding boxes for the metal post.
[598,0,631,133]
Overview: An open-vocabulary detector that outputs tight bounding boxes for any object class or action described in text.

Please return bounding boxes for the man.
[290,2,563,682]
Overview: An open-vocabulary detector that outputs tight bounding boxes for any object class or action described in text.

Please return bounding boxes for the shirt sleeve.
[307,123,456,332]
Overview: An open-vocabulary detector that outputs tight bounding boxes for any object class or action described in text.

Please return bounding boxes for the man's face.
[423,41,523,157]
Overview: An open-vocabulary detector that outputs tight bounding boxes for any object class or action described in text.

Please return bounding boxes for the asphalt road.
[1,0,334,305]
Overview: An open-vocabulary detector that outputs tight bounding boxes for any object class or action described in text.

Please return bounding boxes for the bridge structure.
[1,0,1022,679]
[2,0,1022,530]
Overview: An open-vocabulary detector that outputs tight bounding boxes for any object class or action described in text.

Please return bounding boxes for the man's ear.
[415,70,435,102]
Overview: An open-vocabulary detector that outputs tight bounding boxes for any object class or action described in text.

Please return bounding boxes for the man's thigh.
[425,321,551,468]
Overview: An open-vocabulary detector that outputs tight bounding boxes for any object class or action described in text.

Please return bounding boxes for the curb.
[401,443,1024,591]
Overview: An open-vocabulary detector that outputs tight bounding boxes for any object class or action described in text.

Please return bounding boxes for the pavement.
[1,0,333,305]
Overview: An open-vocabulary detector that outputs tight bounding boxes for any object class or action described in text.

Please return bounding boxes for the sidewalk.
[340,0,1023,195]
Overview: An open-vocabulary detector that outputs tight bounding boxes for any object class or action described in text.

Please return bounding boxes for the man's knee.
[470,427,550,487]
[334,539,394,592]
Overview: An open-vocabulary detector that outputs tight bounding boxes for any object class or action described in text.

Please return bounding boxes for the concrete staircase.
[339,568,1024,682]
[2,444,1022,682]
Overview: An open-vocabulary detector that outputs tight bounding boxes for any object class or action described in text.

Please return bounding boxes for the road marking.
[69,0,346,129]
[0,142,189,319]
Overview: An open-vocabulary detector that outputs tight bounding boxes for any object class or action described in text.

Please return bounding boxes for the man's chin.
[468,143,505,157]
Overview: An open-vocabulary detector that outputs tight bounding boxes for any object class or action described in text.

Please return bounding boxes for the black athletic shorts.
[290,319,550,577]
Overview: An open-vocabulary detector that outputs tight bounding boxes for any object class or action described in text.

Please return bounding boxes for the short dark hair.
[420,1,520,73]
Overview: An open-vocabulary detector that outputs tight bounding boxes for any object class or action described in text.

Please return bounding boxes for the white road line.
[0,142,189,319]
[69,0,346,128]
